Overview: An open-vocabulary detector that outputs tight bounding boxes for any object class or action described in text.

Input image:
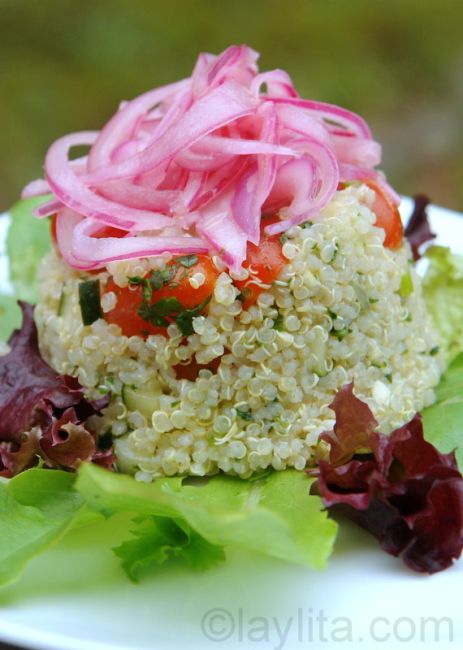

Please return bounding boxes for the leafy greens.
[0,464,337,588]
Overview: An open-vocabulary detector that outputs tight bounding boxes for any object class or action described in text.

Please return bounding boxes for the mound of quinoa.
[35,185,443,480]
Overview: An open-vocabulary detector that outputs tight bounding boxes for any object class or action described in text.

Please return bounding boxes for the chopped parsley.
[237,288,251,303]
[138,295,211,335]
[177,255,199,268]
[331,327,352,341]
[236,408,253,421]
[272,312,285,331]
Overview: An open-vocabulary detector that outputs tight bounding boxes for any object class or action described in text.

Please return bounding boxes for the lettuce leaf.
[0,198,51,341]
[0,463,337,588]
[75,463,338,574]
[113,516,226,581]
[0,469,84,587]
[423,245,463,360]
[422,352,463,472]
[314,383,463,574]
[0,295,20,341]
[7,196,52,303]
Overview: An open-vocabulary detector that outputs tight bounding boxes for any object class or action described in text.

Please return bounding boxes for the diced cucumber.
[57,285,72,316]
[57,284,78,333]
[78,279,102,325]
[121,380,162,419]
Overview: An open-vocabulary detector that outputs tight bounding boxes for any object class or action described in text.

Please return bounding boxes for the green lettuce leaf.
[0,464,337,588]
[75,463,337,573]
[0,197,51,340]
[113,516,225,581]
[0,469,84,587]
[7,196,51,302]
[422,352,463,472]
[423,245,463,360]
[0,295,20,341]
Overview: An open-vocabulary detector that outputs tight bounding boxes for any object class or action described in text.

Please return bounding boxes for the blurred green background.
[1,0,462,212]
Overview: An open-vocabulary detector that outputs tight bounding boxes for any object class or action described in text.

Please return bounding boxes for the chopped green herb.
[300,221,313,229]
[138,295,212,336]
[430,346,440,356]
[331,327,352,341]
[78,280,102,326]
[368,297,379,304]
[138,296,182,328]
[150,264,178,291]
[175,297,211,335]
[279,234,289,245]
[384,373,393,383]
[237,288,251,303]
[176,255,199,268]
[272,312,285,331]
[236,408,253,421]
[330,242,339,262]
[128,276,144,285]
[327,309,337,320]
[399,271,414,298]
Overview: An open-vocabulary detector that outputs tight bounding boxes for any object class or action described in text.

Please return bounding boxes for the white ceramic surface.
[0,201,462,650]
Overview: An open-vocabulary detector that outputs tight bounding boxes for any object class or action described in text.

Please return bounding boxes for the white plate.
[0,202,462,650]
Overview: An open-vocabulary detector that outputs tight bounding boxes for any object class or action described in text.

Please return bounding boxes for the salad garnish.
[310,383,463,574]
[0,302,113,477]
[404,194,436,260]
[23,44,398,273]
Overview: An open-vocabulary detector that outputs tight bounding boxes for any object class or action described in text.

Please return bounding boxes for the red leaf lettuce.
[404,194,435,261]
[0,302,114,477]
[312,384,463,574]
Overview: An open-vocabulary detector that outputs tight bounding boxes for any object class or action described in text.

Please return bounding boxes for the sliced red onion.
[251,69,298,98]
[332,133,381,168]
[197,192,248,272]
[24,45,398,273]
[21,179,51,199]
[339,163,401,204]
[45,131,173,230]
[55,208,96,270]
[85,81,258,183]
[231,102,279,243]
[87,78,191,171]
[97,182,180,213]
[72,217,208,265]
[33,198,64,218]
[265,143,339,235]
[270,96,372,138]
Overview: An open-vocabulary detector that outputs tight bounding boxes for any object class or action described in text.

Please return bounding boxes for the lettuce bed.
[0,199,463,587]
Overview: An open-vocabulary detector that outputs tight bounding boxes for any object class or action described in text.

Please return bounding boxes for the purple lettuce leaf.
[312,383,463,573]
[404,194,436,261]
[0,302,114,477]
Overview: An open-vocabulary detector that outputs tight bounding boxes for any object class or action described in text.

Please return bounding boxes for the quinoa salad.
[2,44,463,580]
[35,184,442,480]
[18,43,445,482]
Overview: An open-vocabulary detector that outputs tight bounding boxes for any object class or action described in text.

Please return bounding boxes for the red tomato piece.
[235,217,286,309]
[103,255,219,338]
[365,179,403,249]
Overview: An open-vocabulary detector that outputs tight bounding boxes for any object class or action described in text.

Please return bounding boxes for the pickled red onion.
[27,45,397,271]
